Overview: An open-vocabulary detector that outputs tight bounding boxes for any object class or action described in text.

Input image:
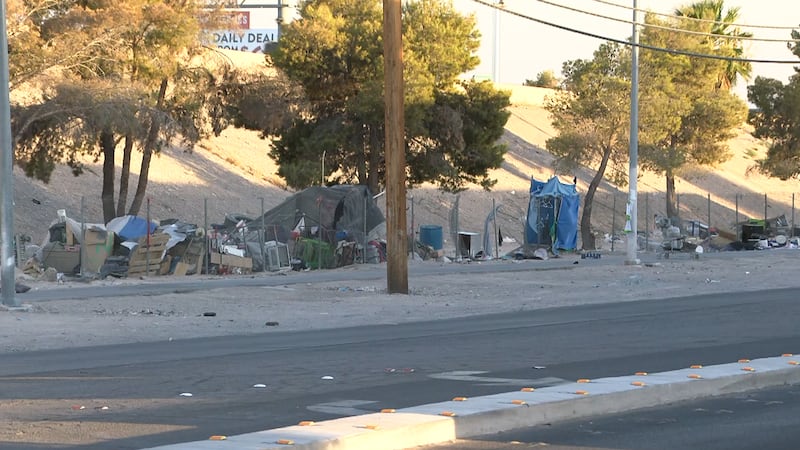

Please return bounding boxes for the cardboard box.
[210,252,253,270]
[82,229,114,274]
[41,242,80,274]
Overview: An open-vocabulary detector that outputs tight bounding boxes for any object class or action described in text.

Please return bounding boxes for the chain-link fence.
[23,189,387,274]
[590,189,800,252]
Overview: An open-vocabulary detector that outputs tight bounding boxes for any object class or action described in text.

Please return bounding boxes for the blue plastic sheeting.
[526,177,579,251]
[106,215,158,242]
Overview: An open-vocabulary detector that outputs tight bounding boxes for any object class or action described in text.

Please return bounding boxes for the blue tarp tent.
[525,177,579,252]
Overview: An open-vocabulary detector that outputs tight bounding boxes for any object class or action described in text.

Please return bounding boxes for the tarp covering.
[250,184,386,249]
[525,177,579,252]
[106,215,157,242]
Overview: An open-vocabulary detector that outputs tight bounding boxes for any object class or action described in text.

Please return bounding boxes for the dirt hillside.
[10,59,800,254]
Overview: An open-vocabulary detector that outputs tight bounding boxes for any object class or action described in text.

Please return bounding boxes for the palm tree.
[675,0,752,90]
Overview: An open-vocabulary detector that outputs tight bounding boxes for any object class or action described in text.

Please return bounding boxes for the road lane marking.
[429,371,567,386]
[307,400,378,416]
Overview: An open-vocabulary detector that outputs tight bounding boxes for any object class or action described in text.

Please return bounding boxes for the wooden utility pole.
[383,0,408,293]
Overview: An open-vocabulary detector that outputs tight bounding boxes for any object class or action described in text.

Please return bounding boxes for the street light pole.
[626,0,640,265]
[492,0,504,83]
[276,0,283,41]
[0,0,18,306]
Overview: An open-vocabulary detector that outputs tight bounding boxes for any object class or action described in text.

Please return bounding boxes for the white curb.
[144,354,800,450]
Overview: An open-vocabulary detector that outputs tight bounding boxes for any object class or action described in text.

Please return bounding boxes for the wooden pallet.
[128,233,170,276]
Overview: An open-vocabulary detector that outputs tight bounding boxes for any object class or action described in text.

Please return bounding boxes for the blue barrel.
[419,225,443,250]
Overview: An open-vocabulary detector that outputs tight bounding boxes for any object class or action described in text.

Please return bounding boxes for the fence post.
[707,193,711,233]
[735,193,739,240]
[611,193,617,252]
[676,193,680,217]
[80,196,86,279]
[146,197,151,277]
[261,197,266,272]
[791,192,794,237]
[493,198,498,259]
[764,193,768,225]
[204,198,209,275]
[455,196,461,260]
[645,192,649,252]
[409,195,415,256]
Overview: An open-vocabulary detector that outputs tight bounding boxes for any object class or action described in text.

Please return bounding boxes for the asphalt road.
[1,283,799,449]
[419,383,800,450]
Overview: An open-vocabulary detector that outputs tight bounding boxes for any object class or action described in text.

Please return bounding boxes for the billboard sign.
[210,29,277,53]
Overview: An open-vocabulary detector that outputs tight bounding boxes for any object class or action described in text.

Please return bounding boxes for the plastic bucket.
[419,225,443,250]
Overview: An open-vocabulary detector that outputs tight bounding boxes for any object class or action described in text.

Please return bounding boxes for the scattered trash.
[321,376,334,380]
[705,278,720,283]
[532,366,546,370]
[179,392,193,397]
[581,252,601,259]
[95,406,110,411]
[337,286,378,293]
[203,312,216,317]
[253,384,267,388]
[265,321,280,327]
[71,405,85,410]
[384,368,415,374]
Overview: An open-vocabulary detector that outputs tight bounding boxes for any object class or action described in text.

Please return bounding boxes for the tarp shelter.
[525,177,579,252]
[252,185,385,244]
[235,185,386,270]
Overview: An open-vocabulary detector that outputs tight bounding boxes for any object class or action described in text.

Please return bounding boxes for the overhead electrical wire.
[469,0,800,64]
[533,0,800,43]
[589,0,800,31]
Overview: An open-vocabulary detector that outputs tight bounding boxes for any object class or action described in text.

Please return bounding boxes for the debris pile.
[16,185,387,281]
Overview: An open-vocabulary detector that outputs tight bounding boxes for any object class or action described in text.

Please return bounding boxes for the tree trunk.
[580,144,613,250]
[100,129,117,223]
[129,78,168,216]
[666,168,678,219]
[665,141,680,219]
[116,135,134,217]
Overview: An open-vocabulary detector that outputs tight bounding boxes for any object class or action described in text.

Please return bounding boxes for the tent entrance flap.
[525,177,579,251]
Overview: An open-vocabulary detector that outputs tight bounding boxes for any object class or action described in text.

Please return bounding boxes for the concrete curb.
[144,354,800,450]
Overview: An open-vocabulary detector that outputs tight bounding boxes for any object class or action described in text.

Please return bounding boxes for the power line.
[589,0,800,31]
[533,0,800,43]
[469,0,800,64]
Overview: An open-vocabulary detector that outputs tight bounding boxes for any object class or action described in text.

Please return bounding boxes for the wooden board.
[128,233,170,276]
[209,252,253,273]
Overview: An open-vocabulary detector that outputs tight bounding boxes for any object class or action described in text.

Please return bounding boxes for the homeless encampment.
[525,177,579,253]
[38,214,203,278]
[212,185,386,271]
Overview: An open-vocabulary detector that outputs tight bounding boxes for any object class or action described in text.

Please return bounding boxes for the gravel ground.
[2,249,798,354]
